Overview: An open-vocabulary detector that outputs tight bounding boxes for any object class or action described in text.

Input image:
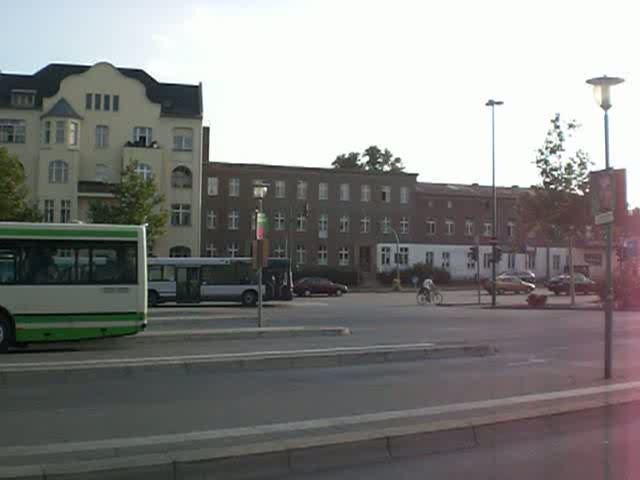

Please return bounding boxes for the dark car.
[499,270,536,284]
[293,277,348,297]
[545,273,597,295]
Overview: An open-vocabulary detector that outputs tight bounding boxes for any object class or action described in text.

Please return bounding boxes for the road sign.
[595,211,614,225]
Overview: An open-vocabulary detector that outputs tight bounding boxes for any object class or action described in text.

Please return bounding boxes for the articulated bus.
[147,257,293,306]
[0,222,147,352]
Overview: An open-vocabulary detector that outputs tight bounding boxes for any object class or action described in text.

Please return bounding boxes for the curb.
[134,326,351,342]
[0,343,493,385]
[4,382,640,479]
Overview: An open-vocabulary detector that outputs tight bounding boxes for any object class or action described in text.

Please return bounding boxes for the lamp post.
[586,75,624,380]
[486,99,503,308]
[253,181,269,328]
[389,226,401,287]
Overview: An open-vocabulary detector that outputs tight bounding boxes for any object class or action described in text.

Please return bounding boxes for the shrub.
[377,263,451,286]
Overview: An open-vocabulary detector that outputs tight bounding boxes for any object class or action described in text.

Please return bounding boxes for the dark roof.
[206,161,419,177]
[42,98,82,119]
[417,182,532,199]
[0,63,202,117]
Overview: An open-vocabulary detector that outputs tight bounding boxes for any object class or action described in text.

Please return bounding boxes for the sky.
[3,0,640,205]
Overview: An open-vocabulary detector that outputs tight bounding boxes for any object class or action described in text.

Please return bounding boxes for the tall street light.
[253,181,269,328]
[586,75,624,380]
[486,99,503,308]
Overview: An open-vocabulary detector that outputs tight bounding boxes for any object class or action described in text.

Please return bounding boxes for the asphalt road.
[3,291,640,453]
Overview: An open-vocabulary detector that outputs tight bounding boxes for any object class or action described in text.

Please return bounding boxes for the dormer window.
[11,90,35,108]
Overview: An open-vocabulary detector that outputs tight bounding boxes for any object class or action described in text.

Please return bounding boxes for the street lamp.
[586,75,624,380]
[485,99,503,308]
[253,181,269,328]
[387,225,401,289]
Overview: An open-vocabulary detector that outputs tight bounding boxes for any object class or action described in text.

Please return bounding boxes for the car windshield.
[3,2,632,478]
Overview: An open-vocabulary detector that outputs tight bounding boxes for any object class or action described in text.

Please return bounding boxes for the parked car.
[483,275,536,295]
[498,270,536,284]
[545,273,597,295]
[293,277,348,297]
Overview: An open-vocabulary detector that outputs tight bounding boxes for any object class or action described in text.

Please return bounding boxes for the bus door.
[176,267,201,303]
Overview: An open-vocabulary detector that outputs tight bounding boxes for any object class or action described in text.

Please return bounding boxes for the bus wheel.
[242,290,258,307]
[148,291,159,307]
[0,317,12,353]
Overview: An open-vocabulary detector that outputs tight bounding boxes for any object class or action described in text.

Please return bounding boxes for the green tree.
[331,152,362,169]
[89,161,168,252]
[0,147,41,221]
[517,113,592,303]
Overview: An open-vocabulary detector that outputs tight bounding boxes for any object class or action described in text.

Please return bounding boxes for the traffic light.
[468,246,479,262]
[493,246,503,264]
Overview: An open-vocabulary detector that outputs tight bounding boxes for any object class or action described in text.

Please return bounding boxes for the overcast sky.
[3,0,639,206]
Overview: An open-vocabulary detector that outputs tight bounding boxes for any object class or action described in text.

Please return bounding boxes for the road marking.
[289,302,329,307]
[149,315,252,322]
[4,379,640,458]
[508,358,548,367]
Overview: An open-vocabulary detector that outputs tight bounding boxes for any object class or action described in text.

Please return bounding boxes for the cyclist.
[420,277,435,303]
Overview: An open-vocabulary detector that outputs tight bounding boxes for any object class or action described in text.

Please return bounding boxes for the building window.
[11,91,35,108]
[297,180,308,200]
[339,215,350,233]
[104,94,111,111]
[296,245,307,265]
[170,246,191,258]
[43,121,51,144]
[48,160,69,184]
[428,199,434,208]
[60,200,71,223]
[86,93,92,110]
[55,120,65,144]
[339,183,350,201]
[483,223,493,237]
[445,219,454,236]
[173,128,193,151]
[400,186,409,204]
[171,204,191,226]
[206,210,217,230]
[317,245,328,265]
[585,225,593,240]
[447,200,453,209]
[135,163,152,181]
[95,163,110,182]
[0,119,26,144]
[113,95,120,112]
[95,125,109,148]
[171,166,193,189]
[133,126,152,146]
[43,200,55,223]
[228,210,240,230]
[507,222,515,239]
[507,253,516,269]
[273,243,286,258]
[425,251,434,267]
[553,254,561,270]
[275,212,286,231]
[94,94,102,110]
[361,185,371,202]
[526,252,536,269]
[400,217,409,235]
[318,182,329,200]
[465,220,474,237]
[399,247,409,265]
[467,254,476,270]
[360,216,371,234]
[275,180,286,198]
[207,177,218,196]
[381,247,391,265]
[296,213,307,232]
[69,121,79,146]
[227,242,239,258]
[381,186,391,203]
[319,214,328,238]
[381,217,391,234]
[206,244,217,257]
[442,252,451,269]
[229,178,240,197]
[483,253,492,269]
[426,220,436,236]
[339,247,350,266]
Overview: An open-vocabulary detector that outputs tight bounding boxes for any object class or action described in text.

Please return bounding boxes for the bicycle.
[416,288,443,306]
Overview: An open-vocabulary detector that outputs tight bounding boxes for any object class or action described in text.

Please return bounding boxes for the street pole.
[257,198,264,328]
[391,227,401,287]
[476,235,481,305]
[604,109,613,379]
[486,99,503,308]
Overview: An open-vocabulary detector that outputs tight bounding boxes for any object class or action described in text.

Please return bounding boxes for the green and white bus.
[0,222,147,351]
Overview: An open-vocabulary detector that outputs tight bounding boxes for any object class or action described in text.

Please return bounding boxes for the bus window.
[235,262,255,285]
[149,265,163,281]
[0,249,17,284]
[92,244,137,284]
[77,248,90,283]
[164,266,176,281]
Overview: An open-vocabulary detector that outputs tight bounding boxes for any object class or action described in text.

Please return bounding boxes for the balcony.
[77,181,115,198]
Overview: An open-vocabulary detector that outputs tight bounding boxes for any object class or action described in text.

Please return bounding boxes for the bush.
[377,263,451,286]
[293,267,359,286]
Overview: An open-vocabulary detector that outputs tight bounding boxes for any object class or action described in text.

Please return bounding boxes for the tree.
[0,147,40,221]
[89,161,168,252]
[331,152,362,169]
[517,113,592,304]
